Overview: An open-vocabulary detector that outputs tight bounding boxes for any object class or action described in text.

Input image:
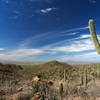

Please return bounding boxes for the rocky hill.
[22,60,74,80]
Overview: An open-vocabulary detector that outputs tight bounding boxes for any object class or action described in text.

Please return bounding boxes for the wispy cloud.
[80,34,90,38]
[43,32,100,54]
[0,48,44,61]
[11,49,44,56]
[61,26,89,33]
[19,32,51,48]
[19,26,88,48]
[88,0,96,3]
[0,26,94,62]
[0,48,5,51]
[61,32,80,36]
[0,38,96,62]
[1,0,9,4]
[40,8,57,14]
[0,47,56,61]
[57,51,100,63]
[42,34,91,48]
[29,0,51,3]
[47,38,94,52]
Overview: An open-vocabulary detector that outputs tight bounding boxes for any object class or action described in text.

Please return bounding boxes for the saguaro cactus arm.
[89,19,100,54]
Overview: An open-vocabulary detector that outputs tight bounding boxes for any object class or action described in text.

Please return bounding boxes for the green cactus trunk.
[59,83,63,100]
[64,69,66,83]
[96,65,100,77]
[80,71,84,85]
[84,67,88,88]
[89,19,100,54]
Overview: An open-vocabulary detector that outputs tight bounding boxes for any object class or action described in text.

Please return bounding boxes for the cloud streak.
[0,38,96,62]
[29,0,51,3]
[0,48,5,51]
[19,26,88,48]
[40,8,57,14]
[88,0,96,3]
[0,48,44,61]
[0,26,96,62]
[61,26,89,33]
[46,38,94,52]
[56,51,100,63]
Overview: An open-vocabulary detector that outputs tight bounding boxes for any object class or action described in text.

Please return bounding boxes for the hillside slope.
[22,60,74,79]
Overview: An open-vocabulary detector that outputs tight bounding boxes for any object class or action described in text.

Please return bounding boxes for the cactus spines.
[89,19,100,54]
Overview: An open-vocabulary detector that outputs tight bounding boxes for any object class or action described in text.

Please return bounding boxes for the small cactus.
[64,69,66,83]
[95,65,100,77]
[84,67,88,88]
[80,70,84,86]
[59,83,63,100]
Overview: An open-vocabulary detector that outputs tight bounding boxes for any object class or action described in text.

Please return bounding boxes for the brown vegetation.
[0,61,100,100]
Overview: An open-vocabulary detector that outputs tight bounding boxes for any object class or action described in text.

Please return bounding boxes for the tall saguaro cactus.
[89,19,100,54]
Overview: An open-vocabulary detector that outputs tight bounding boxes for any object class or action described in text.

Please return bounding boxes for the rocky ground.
[0,61,100,100]
[0,78,100,100]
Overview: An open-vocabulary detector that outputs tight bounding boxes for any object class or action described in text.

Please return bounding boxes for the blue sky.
[0,0,100,63]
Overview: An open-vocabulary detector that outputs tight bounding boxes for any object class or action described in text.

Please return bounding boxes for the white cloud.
[0,33,95,61]
[56,51,99,62]
[11,49,44,56]
[0,47,98,62]
[40,8,57,14]
[0,38,97,62]
[43,33,100,53]
[0,48,44,61]
[0,48,57,61]
[42,34,91,49]
[80,34,90,38]
[48,38,94,52]
[44,33,100,49]
[0,25,95,62]
[0,48,5,50]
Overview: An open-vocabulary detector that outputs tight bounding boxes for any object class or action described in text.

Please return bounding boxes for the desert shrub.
[13,93,31,100]
[32,81,58,100]
[0,97,6,100]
